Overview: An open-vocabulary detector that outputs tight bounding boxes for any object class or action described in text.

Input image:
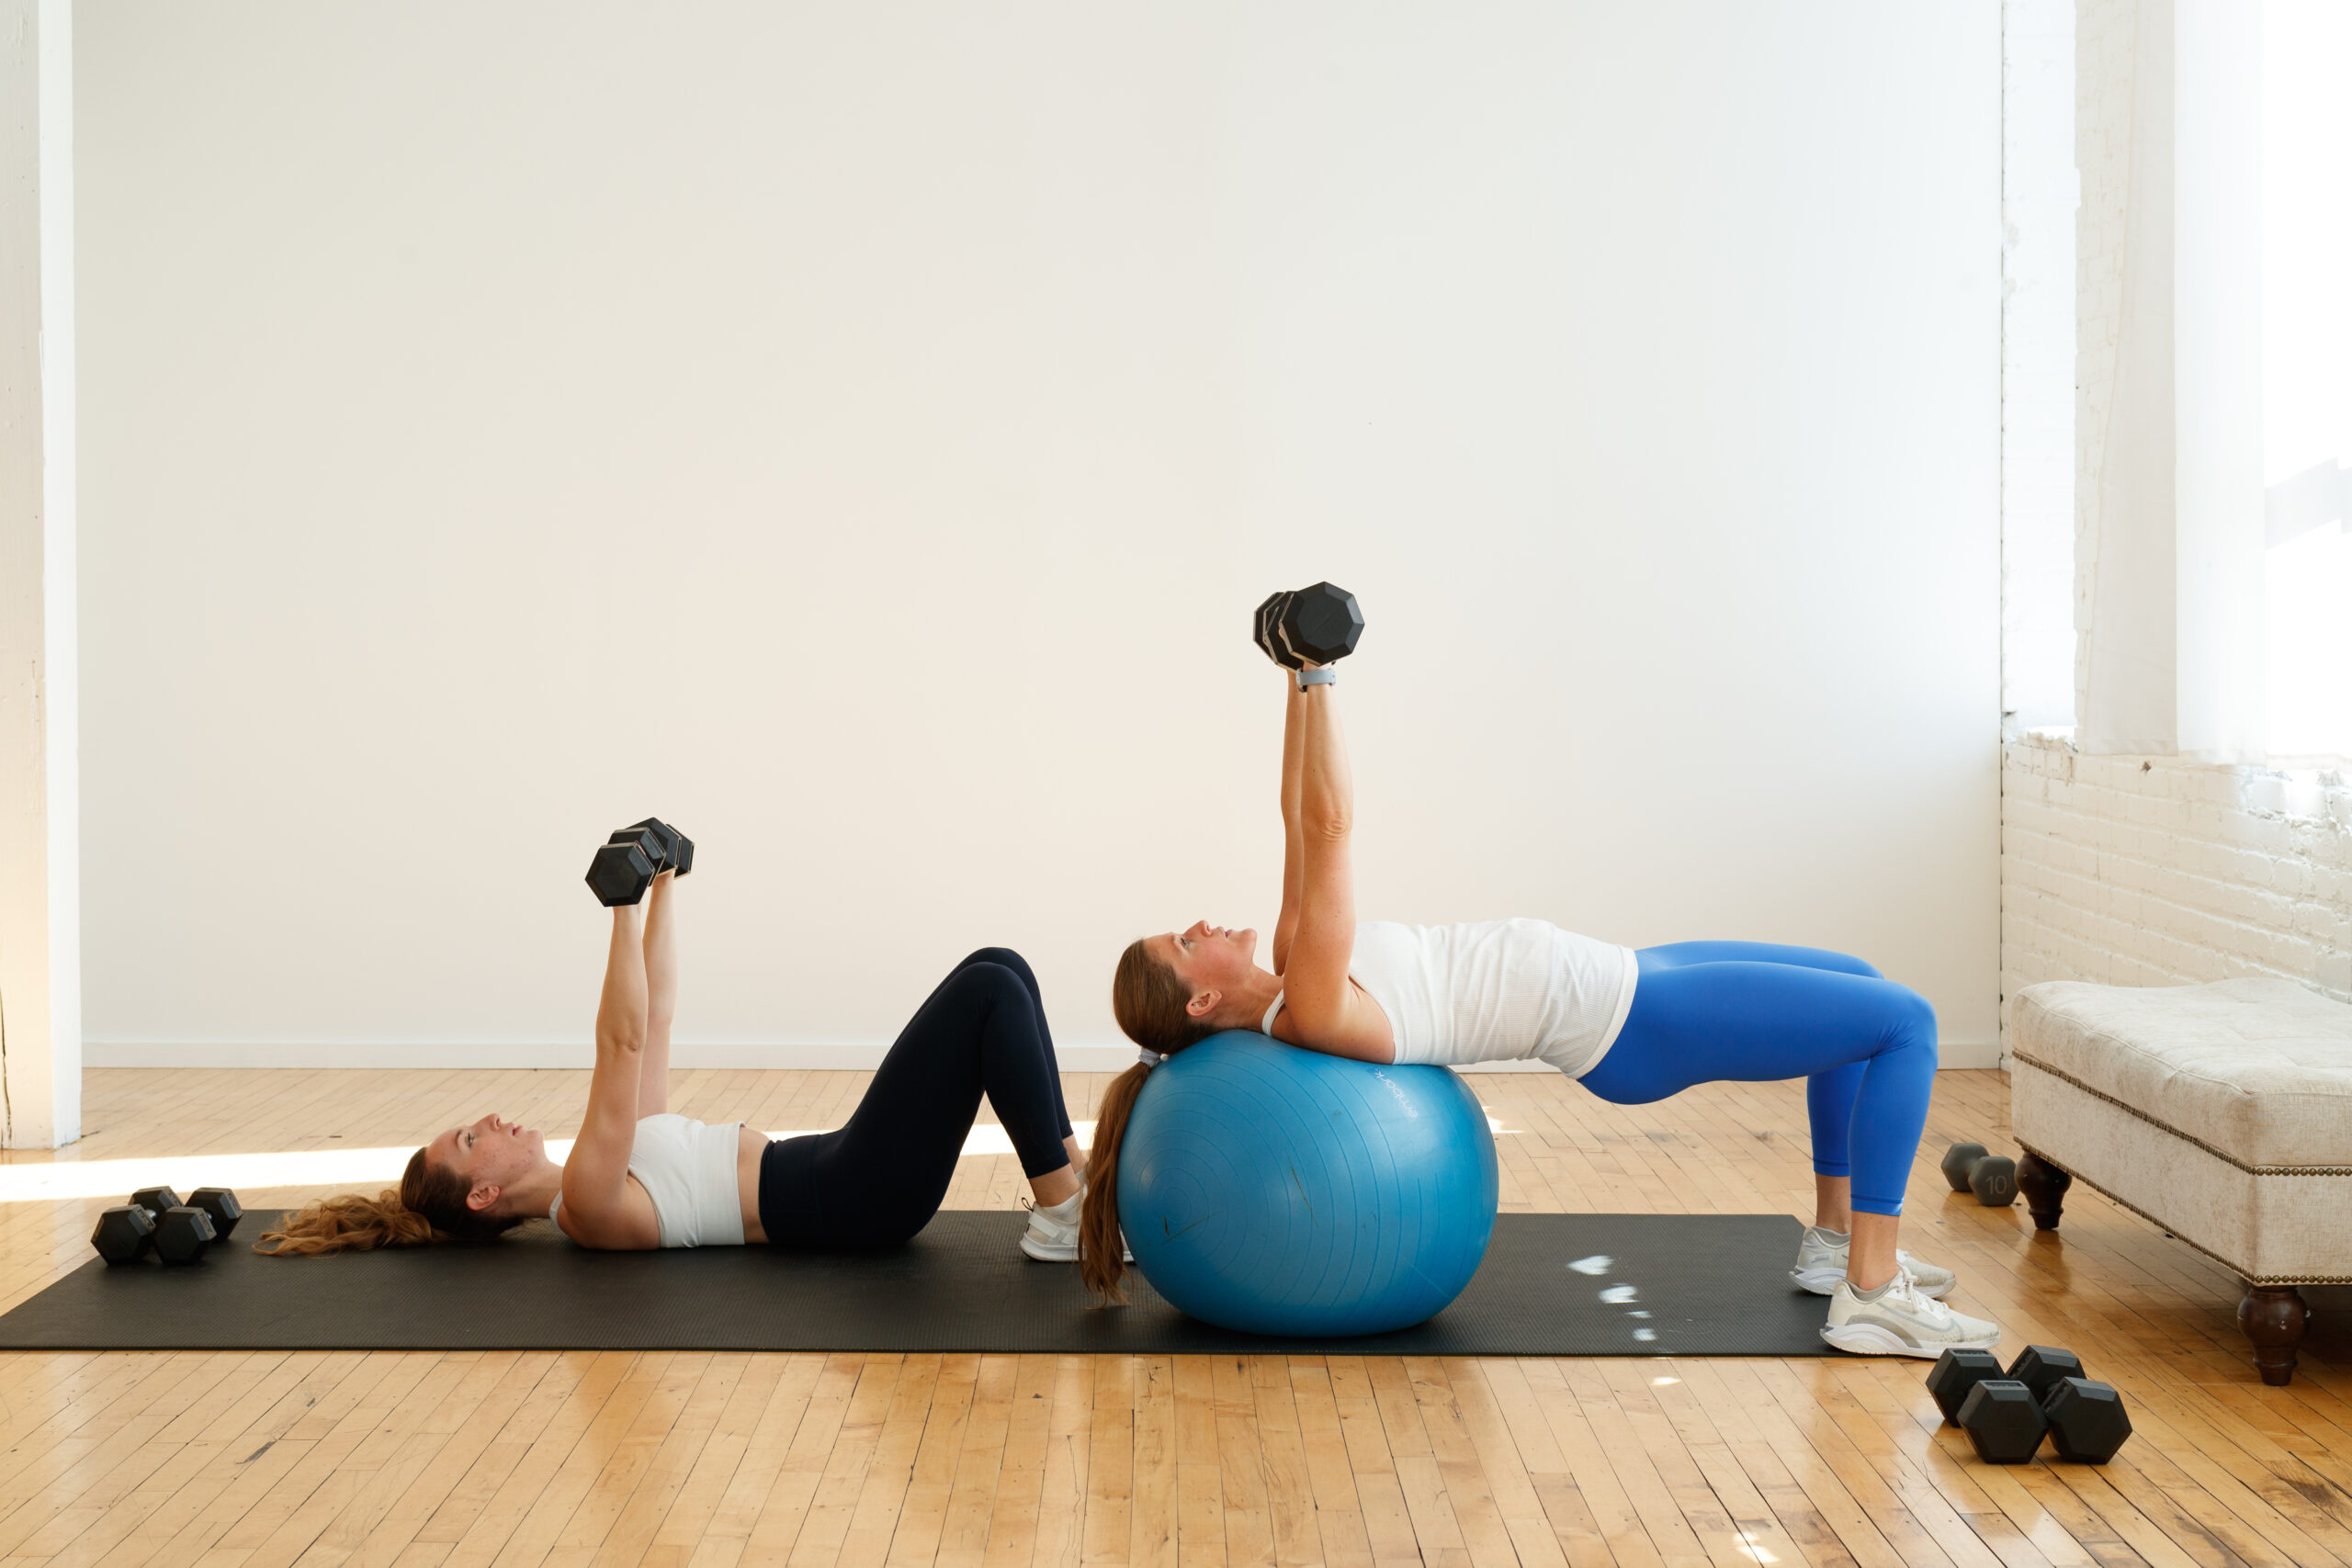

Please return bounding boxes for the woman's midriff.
[735,1124,769,1245]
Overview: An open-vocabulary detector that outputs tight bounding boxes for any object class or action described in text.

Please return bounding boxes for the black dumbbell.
[2043,1376,2132,1462]
[188,1187,243,1242]
[1253,582,1364,670]
[1926,1348,2006,1424]
[1254,592,1303,671]
[92,1204,158,1263]
[1940,1142,2018,1207]
[1955,1379,2048,1463]
[584,818,695,907]
[153,1205,220,1264]
[132,1184,183,1218]
[2006,1343,2086,1401]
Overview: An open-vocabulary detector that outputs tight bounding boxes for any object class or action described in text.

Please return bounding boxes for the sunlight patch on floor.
[1,1113,1508,1201]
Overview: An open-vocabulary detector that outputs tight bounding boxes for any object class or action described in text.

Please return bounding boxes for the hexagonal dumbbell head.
[153,1205,220,1265]
[1940,1142,1988,1192]
[1926,1348,2006,1425]
[619,818,693,877]
[1254,592,1302,670]
[1276,582,1364,666]
[1969,1155,2018,1207]
[586,840,657,907]
[2006,1344,2086,1402]
[2043,1377,2132,1463]
[1955,1380,2048,1463]
[92,1204,157,1264]
[131,1185,183,1219]
[188,1188,243,1242]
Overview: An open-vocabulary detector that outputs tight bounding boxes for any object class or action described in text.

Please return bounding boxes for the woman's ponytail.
[1087,937,1223,1299]
[1080,1061,1151,1299]
[255,1145,526,1257]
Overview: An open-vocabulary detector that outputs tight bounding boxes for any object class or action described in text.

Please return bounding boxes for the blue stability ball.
[1119,1032,1499,1337]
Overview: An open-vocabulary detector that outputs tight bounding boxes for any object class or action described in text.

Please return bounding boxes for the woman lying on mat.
[1088,637,2002,1359]
[260,829,1093,1261]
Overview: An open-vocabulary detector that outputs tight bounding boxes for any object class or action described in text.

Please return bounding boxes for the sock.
[1034,1191,1080,1222]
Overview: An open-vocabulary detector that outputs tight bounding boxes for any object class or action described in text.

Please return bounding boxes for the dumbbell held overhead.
[585,818,695,908]
[1252,583,1364,672]
[1940,1142,2018,1207]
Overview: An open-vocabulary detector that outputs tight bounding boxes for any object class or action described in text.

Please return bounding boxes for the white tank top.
[1265,919,1638,1077]
[548,1112,747,1247]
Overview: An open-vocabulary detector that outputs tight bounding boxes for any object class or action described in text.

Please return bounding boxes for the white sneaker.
[1017,1192,1130,1263]
[1820,1273,2000,1358]
[1789,1226,1957,1299]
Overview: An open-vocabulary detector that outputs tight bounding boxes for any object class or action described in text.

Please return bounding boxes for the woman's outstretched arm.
[639,870,679,1114]
[560,907,663,1248]
[1272,674,1393,1062]
[1272,675,1307,975]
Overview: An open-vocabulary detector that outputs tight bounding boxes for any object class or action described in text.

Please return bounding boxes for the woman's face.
[427,1114,548,1212]
[1162,921,1260,1014]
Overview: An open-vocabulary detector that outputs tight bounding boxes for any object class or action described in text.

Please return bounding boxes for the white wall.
[76,3,2004,1068]
[2003,735,2352,1025]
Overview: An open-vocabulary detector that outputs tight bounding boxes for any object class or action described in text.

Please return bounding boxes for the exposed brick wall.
[2002,734,2352,1052]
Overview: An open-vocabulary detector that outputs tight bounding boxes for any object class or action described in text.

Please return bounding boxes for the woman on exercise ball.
[1087,615,2003,1359]
[260,824,1095,1261]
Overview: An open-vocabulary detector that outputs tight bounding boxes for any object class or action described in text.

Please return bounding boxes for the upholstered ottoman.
[2007,977,2352,1385]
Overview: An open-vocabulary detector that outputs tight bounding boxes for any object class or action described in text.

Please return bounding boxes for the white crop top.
[1264,919,1638,1078]
[548,1112,747,1247]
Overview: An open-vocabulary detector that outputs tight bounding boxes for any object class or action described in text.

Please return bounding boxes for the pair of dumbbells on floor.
[1928,1345,2132,1464]
[584,817,695,908]
[92,1186,243,1266]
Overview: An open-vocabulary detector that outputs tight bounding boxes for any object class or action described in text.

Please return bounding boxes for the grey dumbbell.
[1940,1142,2018,1207]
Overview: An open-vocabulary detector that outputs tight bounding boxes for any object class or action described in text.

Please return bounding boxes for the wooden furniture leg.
[2016,1151,2072,1232]
[2239,1284,2309,1387]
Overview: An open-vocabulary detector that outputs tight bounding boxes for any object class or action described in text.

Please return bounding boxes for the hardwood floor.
[1,1065,2345,1567]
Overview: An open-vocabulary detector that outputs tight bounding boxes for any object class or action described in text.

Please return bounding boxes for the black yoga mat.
[0,1211,1846,1356]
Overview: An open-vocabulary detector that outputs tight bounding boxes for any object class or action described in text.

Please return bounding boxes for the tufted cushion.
[2007,979,2352,1169]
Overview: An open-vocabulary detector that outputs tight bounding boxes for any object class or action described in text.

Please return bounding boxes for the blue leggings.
[1575,942,1937,1217]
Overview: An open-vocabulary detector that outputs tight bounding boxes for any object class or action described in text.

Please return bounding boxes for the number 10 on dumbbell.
[1942,1142,2018,1207]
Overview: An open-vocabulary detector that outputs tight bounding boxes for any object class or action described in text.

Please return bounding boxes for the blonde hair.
[254,1145,528,1257]
[1083,940,1221,1297]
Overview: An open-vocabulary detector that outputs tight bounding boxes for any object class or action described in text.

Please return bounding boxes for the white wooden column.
[0,0,81,1149]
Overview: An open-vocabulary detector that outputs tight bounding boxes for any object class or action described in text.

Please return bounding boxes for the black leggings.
[756,948,1075,1247]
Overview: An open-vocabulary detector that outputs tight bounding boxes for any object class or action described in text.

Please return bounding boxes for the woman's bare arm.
[1271,676,1307,975]
[560,908,662,1248]
[1268,676,1393,1062]
[639,871,678,1114]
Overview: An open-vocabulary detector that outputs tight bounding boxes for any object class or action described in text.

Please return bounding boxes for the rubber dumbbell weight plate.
[1940,1143,1989,1192]
[620,818,693,876]
[92,1204,156,1264]
[1277,582,1364,666]
[2043,1377,2131,1463]
[188,1187,243,1242]
[1969,1155,2018,1207]
[153,1205,219,1264]
[131,1185,183,1219]
[1926,1348,2005,1424]
[2006,1344,2086,1401]
[585,840,657,907]
[1955,1380,2048,1464]
[1255,592,1302,670]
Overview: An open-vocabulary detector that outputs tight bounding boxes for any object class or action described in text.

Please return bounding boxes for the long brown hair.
[1082,939,1221,1297]
[254,1145,529,1256]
